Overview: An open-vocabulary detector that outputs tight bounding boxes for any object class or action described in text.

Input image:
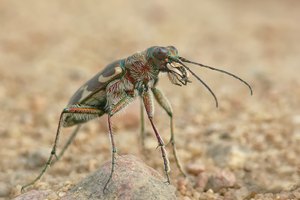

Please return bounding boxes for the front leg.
[152,87,186,177]
[140,97,146,151]
[142,89,171,184]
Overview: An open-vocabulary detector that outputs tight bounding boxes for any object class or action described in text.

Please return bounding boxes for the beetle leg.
[105,78,135,116]
[102,94,134,192]
[142,89,171,184]
[152,88,186,177]
[140,97,146,151]
[103,114,117,193]
[21,106,103,192]
[53,125,82,164]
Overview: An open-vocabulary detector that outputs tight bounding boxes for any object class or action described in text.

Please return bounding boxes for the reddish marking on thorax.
[125,72,135,84]
[125,62,152,85]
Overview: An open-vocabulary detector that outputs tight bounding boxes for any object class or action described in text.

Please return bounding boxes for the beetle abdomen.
[62,108,105,127]
[63,90,107,127]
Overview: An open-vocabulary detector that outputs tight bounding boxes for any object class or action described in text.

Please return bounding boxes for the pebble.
[205,169,237,192]
[58,191,66,197]
[177,177,188,195]
[186,162,205,176]
[195,173,209,190]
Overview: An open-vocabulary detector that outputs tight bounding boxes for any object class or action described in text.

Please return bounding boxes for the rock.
[13,190,55,200]
[63,155,176,200]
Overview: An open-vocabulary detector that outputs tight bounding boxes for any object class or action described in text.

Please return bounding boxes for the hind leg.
[22,106,103,191]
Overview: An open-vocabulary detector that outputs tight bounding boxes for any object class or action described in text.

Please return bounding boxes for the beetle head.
[146,46,253,107]
[147,46,191,86]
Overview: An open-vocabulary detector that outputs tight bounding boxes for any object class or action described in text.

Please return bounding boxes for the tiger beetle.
[22,46,252,192]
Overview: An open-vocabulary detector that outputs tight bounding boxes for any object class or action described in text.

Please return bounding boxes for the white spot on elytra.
[98,66,122,83]
[79,85,93,101]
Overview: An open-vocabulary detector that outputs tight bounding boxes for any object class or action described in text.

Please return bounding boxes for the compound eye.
[153,47,168,60]
[167,46,178,55]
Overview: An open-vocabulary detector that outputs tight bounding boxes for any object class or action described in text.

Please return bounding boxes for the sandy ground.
[1,0,300,199]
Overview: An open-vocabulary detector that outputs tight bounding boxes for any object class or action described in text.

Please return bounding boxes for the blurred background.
[1,0,299,199]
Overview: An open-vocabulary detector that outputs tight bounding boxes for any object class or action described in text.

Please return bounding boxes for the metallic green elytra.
[22,46,253,193]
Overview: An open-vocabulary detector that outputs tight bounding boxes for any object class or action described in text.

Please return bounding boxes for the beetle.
[22,46,252,192]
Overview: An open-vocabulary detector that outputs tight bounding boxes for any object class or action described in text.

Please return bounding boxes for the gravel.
[2,1,300,199]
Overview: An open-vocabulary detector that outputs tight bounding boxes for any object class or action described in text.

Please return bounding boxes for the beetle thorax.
[125,52,159,89]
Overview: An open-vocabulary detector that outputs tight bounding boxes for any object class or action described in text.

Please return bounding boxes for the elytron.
[22,46,252,192]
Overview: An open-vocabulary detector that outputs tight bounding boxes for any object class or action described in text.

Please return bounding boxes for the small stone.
[186,162,205,176]
[207,189,214,194]
[58,191,66,197]
[195,173,209,190]
[177,177,188,195]
[63,155,176,200]
[227,146,248,169]
[205,169,237,192]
